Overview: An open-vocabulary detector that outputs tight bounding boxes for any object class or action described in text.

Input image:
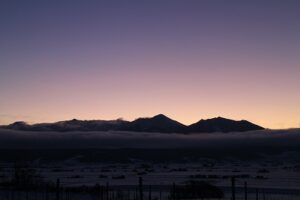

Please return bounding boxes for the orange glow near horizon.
[1,98,299,129]
[0,1,300,129]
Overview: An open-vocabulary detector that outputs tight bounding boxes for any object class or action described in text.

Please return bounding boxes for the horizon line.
[0,114,265,128]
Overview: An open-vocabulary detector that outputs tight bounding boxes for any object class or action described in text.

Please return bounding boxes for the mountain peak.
[189,117,264,133]
[128,114,186,133]
[6,121,30,130]
[11,121,28,126]
[152,114,170,120]
[1,116,264,133]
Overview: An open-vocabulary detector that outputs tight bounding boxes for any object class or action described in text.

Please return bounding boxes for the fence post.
[10,185,15,200]
[159,188,162,200]
[106,182,109,200]
[231,177,235,200]
[256,188,258,200]
[101,185,104,200]
[244,181,247,200]
[148,185,151,200]
[139,177,143,200]
[56,178,60,200]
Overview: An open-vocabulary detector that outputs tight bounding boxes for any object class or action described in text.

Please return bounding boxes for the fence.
[1,176,300,200]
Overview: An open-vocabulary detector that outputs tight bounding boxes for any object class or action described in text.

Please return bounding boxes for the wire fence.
[1,177,300,200]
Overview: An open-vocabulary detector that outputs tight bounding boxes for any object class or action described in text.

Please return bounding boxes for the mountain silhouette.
[6,121,31,130]
[188,117,264,133]
[1,115,264,133]
[123,114,186,133]
[46,118,129,132]
[6,119,129,132]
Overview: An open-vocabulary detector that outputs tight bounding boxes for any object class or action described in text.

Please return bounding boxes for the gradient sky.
[1,0,300,129]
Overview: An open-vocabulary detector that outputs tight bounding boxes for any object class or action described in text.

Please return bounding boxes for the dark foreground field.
[0,147,300,200]
[1,129,300,199]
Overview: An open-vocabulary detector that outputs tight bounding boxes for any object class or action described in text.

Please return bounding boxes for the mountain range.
[0,114,264,133]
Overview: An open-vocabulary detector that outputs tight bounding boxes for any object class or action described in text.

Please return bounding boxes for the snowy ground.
[1,129,300,199]
[1,160,300,199]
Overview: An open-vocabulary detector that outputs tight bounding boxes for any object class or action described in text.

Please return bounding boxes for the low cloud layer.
[0,128,300,149]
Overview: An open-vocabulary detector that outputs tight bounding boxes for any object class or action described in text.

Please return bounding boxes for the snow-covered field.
[1,162,297,189]
[1,128,300,199]
[1,160,300,199]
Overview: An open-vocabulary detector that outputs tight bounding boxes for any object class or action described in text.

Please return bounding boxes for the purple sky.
[1,1,300,129]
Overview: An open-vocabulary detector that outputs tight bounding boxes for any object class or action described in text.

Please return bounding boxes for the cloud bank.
[0,128,299,149]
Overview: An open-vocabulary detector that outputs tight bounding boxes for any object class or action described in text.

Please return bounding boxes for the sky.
[0,0,300,129]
